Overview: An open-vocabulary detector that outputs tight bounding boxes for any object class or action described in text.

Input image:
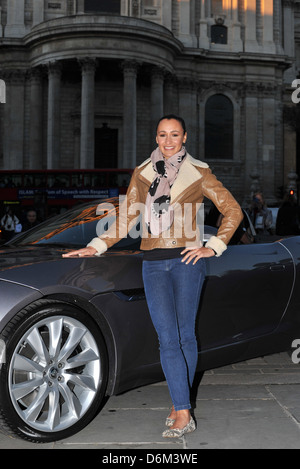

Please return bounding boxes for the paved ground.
[1,352,300,450]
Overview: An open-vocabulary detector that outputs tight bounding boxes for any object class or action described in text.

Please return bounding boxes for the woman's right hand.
[62,246,97,258]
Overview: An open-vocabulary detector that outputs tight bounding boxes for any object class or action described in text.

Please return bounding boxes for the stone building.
[0,0,299,204]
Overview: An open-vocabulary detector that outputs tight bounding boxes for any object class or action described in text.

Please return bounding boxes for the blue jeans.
[142,257,206,411]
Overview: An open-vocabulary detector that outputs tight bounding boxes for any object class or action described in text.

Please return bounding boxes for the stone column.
[171,0,180,36]
[256,0,263,45]
[151,66,164,141]
[164,74,178,115]
[199,0,210,49]
[3,70,25,169]
[177,0,195,47]
[5,0,26,37]
[47,62,62,169]
[283,0,294,57]
[0,8,3,37]
[162,0,173,30]
[273,0,281,52]
[77,0,85,14]
[244,0,259,52]
[231,0,243,51]
[74,128,81,168]
[32,0,44,25]
[282,0,295,83]
[243,83,258,197]
[260,84,277,204]
[274,85,284,194]
[260,0,276,53]
[122,61,138,168]
[29,67,44,169]
[79,58,96,169]
[178,78,198,157]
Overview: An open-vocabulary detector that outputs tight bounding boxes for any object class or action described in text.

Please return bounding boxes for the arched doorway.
[205,94,233,160]
[94,124,118,168]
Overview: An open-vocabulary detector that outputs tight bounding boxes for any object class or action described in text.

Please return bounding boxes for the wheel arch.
[38,293,117,397]
[0,296,114,442]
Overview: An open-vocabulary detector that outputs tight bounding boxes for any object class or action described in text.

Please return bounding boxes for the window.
[205,94,233,159]
[142,0,161,17]
[84,0,120,14]
[211,0,223,16]
[211,25,227,44]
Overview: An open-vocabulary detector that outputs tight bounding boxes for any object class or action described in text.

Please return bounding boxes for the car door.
[197,241,294,350]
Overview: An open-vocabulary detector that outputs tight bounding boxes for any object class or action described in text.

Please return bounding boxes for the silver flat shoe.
[162,417,196,438]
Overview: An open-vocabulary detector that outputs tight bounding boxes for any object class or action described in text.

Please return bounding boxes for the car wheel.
[0,300,108,443]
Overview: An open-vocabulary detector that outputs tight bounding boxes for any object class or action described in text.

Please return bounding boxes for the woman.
[63,115,243,438]
[249,192,273,235]
[1,208,20,241]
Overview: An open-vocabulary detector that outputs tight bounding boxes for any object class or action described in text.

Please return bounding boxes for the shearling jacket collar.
[138,153,209,203]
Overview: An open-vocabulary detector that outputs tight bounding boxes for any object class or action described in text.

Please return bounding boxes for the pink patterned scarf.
[145,146,186,235]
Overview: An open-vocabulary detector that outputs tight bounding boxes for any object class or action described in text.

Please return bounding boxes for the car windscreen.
[9,199,142,250]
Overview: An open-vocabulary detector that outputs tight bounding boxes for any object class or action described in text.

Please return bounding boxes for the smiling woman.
[63,114,243,439]
[156,117,187,159]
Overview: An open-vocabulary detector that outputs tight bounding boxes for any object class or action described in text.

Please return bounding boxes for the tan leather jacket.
[88,153,243,257]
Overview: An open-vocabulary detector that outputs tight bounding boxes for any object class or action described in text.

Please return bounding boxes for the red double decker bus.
[0,168,133,218]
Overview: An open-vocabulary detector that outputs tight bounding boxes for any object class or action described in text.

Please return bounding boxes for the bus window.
[6,174,22,187]
[71,173,83,188]
[48,174,70,188]
[24,175,34,187]
[34,174,46,188]
[84,172,108,188]
[108,173,119,187]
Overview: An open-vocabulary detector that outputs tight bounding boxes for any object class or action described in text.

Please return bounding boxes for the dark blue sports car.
[0,198,299,442]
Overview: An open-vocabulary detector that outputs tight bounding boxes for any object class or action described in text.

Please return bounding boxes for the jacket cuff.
[205,236,227,257]
[86,237,108,256]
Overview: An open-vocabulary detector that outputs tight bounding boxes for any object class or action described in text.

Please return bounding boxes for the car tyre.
[0,299,108,443]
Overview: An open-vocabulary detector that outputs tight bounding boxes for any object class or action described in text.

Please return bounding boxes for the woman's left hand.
[180,247,216,265]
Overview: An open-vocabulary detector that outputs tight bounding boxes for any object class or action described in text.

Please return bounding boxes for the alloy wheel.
[8,315,102,433]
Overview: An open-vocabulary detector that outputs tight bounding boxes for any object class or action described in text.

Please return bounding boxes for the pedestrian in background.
[22,209,40,231]
[276,192,300,236]
[249,192,273,235]
[0,208,19,241]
